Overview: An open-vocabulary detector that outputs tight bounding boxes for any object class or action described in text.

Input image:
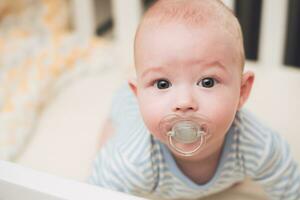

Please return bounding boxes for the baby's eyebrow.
[187,60,229,74]
[140,61,228,78]
[141,66,164,78]
[204,61,228,72]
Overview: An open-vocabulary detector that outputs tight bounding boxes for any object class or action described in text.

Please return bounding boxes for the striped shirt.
[89,84,300,200]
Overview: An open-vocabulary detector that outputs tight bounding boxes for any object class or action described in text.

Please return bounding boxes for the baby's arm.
[88,117,154,196]
[88,84,154,195]
[88,124,133,193]
[253,132,300,199]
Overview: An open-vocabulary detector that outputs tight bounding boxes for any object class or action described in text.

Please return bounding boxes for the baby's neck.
[173,140,224,185]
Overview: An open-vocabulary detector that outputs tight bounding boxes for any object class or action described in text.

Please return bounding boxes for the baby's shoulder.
[234,109,276,141]
[232,109,295,180]
[233,109,284,165]
[231,110,279,164]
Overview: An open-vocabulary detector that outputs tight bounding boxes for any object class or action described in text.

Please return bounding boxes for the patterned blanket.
[0,0,115,160]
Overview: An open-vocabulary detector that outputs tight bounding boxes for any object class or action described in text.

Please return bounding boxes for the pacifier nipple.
[159,115,211,157]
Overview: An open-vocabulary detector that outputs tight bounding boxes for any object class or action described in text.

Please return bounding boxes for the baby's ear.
[238,71,255,110]
[128,78,138,96]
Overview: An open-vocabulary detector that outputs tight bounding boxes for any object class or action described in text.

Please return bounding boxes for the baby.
[89,0,300,199]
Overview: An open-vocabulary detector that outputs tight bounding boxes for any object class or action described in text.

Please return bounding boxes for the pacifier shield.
[159,114,212,156]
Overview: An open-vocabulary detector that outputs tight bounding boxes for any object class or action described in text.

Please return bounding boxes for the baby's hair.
[135,0,245,70]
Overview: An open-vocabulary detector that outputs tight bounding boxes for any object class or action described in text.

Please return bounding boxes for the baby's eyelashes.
[149,77,219,90]
[197,77,218,88]
[154,79,172,89]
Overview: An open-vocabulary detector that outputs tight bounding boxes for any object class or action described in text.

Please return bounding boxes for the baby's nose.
[172,89,198,113]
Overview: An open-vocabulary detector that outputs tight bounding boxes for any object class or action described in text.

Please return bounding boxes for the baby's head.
[129,0,254,159]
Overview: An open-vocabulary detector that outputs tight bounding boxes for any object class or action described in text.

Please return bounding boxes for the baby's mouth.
[159,114,212,157]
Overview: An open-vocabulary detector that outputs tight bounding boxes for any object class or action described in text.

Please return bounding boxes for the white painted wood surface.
[258,0,289,69]
[71,0,95,38]
[0,160,144,200]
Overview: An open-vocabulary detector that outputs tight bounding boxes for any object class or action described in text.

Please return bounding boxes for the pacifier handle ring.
[168,134,205,157]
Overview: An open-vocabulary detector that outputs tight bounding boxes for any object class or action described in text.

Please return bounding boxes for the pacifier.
[159,114,212,157]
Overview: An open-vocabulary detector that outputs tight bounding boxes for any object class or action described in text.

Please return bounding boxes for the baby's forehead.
[140,0,238,34]
[135,0,244,70]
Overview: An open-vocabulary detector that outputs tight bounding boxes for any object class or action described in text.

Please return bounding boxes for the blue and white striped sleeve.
[88,83,155,195]
[88,142,129,192]
[253,131,300,200]
[88,141,154,195]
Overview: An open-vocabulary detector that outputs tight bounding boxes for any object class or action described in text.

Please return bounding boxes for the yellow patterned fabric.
[0,0,70,36]
[0,0,113,160]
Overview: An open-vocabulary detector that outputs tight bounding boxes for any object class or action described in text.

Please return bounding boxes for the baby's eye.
[197,78,216,88]
[155,79,171,89]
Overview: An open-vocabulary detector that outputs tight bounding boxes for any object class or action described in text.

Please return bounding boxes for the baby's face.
[132,21,244,158]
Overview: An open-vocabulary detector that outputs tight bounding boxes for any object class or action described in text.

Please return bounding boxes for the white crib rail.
[0,160,144,200]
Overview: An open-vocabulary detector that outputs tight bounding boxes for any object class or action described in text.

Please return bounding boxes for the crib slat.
[71,0,95,38]
[258,0,288,68]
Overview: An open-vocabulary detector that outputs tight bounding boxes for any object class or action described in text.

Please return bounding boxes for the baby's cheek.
[141,110,165,142]
[139,98,166,138]
[141,107,156,128]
